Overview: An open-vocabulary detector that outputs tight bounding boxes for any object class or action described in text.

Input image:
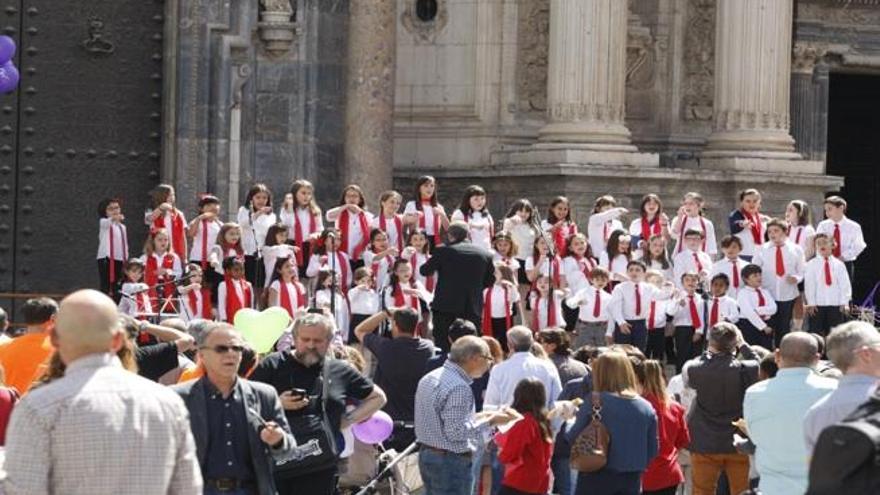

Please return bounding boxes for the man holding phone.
[250,313,387,495]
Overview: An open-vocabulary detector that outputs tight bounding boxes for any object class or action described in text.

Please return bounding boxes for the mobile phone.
[289,388,307,399]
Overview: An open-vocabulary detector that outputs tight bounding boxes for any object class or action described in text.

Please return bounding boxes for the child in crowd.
[599,230,633,284]
[208,223,245,298]
[608,260,671,352]
[348,267,379,343]
[644,270,672,361]
[629,193,668,258]
[306,228,353,290]
[237,183,277,288]
[403,175,448,250]
[482,263,521,352]
[641,234,673,282]
[752,218,805,348]
[382,259,432,334]
[502,199,538,286]
[314,269,349,338]
[667,272,706,372]
[362,228,397,290]
[97,197,128,299]
[451,185,494,251]
[815,195,866,282]
[266,257,307,320]
[403,230,435,294]
[217,256,253,323]
[786,199,815,257]
[530,274,565,332]
[279,179,323,275]
[261,223,297,288]
[326,184,374,270]
[370,190,405,254]
[526,237,564,290]
[542,196,577,257]
[736,264,777,349]
[728,189,769,261]
[118,258,151,318]
[562,233,596,331]
[492,231,521,273]
[141,228,183,310]
[672,229,713,290]
[178,263,212,321]
[804,234,851,336]
[670,192,716,256]
[566,267,613,349]
[187,194,222,272]
[704,274,740,330]
[710,235,747,299]
[587,195,627,258]
[144,184,188,262]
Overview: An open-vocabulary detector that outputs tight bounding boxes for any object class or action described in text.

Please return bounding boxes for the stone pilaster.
[343,0,395,207]
[703,0,797,157]
[538,0,634,148]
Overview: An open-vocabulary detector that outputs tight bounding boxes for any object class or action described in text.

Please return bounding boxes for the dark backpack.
[807,395,880,495]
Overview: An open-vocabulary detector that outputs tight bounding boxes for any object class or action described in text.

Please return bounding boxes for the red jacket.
[642,393,691,491]
[495,413,553,494]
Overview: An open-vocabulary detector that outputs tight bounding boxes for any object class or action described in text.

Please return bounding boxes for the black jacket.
[420,240,495,318]
[173,377,295,495]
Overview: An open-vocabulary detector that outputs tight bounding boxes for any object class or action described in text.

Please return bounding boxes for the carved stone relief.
[798,1,880,24]
[681,0,715,122]
[400,0,449,44]
[626,18,655,91]
[515,0,549,113]
[792,42,828,73]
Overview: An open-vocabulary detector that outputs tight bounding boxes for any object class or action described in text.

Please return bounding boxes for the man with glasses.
[250,313,387,495]
[174,322,294,495]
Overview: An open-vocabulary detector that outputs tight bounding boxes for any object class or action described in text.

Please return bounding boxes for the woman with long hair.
[495,378,554,495]
[567,351,658,495]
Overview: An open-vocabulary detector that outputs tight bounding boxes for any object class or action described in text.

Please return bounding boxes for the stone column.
[538,0,635,148]
[344,0,396,207]
[703,0,797,156]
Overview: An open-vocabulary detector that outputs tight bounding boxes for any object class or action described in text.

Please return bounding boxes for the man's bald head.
[777,332,820,369]
[55,290,122,364]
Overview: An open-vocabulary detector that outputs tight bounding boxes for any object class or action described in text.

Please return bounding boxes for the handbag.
[570,391,610,473]
[274,357,340,478]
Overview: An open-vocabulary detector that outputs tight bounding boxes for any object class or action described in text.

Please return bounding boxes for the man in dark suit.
[174,322,295,495]
[421,221,495,352]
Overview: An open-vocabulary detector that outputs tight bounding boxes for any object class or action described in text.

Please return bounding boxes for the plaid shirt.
[414,360,493,454]
[2,353,202,495]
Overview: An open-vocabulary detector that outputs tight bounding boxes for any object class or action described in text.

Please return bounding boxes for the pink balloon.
[351,410,394,445]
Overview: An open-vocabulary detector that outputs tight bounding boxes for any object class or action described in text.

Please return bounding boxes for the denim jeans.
[420,448,475,495]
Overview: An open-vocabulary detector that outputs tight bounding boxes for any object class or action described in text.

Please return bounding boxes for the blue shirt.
[566,392,658,473]
[204,380,254,481]
[744,368,837,495]
[803,373,878,452]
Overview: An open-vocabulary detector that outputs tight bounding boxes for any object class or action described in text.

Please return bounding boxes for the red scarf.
[293,208,317,266]
[532,292,557,330]
[641,216,661,245]
[108,222,128,285]
[534,255,562,288]
[325,250,350,289]
[677,215,708,253]
[553,222,576,257]
[279,279,306,319]
[186,288,213,319]
[136,290,152,319]
[411,253,435,292]
[482,285,512,336]
[393,282,419,311]
[222,243,245,261]
[339,210,370,261]
[575,255,595,281]
[741,209,763,245]
[370,254,394,289]
[153,210,186,262]
[418,201,442,246]
[200,220,210,270]
[224,276,252,323]
[146,253,175,300]
[379,214,404,252]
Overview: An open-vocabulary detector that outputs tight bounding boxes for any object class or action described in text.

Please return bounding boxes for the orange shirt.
[177,363,204,383]
[0,332,53,394]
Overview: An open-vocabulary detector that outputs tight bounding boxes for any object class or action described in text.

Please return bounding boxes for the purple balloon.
[351,410,394,445]
[0,36,15,65]
[0,62,18,93]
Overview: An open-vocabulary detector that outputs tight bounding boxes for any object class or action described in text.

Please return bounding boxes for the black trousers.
[614,319,648,353]
[275,467,337,495]
[491,317,513,353]
[809,305,845,337]
[97,257,124,302]
[739,320,773,350]
[646,327,666,361]
[562,304,579,332]
[674,326,698,373]
[432,310,480,353]
[244,254,266,288]
[769,299,795,349]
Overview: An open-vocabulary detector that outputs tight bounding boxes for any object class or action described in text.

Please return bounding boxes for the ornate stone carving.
[797,1,880,24]
[792,43,828,74]
[258,0,298,55]
[515,0,549,113]
[400,0,449,44]
[681,0,715,121]
[82,18,115,55]
[626,17,655,91]
[261,0,292,11]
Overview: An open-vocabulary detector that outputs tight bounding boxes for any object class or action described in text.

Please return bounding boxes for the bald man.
[744,332,838,495]
[3,290,202,495]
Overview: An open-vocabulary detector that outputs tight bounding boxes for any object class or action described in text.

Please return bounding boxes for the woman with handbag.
[567,351,658,495]
[494,377,554,495]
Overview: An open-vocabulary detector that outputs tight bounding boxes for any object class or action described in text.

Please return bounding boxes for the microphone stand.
[249,207,263,288]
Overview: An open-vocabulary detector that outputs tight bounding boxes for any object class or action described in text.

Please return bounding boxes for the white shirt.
[407,251,435,292]
[672,249,714,289]
[237,207,277,255]
[261,244,297,287]
[670,215,717,256]
[710,257,748,298]
[313,289,348,340]
[188,218,223,262]
[492,253,521,273]
[483,284,520,318]
[382,281,433,315]
[329,209,375,260]
[370,214,405,252]
[363,250,395,290]
[752,241,805,302]
[484,352,562,410]
[503,217,537,260]
[209,246,242,276]
[144,209,187,256]
[306,250,353,288]
[804,255,852,307]
[703,295,740,328]
[587,208,626,257]
[217,279,254,322]
[646,298,671,330]
[96,218,128,260]
[139,252,183,280]
[737,286,778,330]
[529,292,565,331]
[404,201,445,236]
[178,286,208,322]
[562,256,597,294]
[525,255,565,284]
[451,209,494,251]
[279,206,324,244]
[268,279,307,314]
[788,224,816,255]
[118,282,151,316]
[609,281,669,324]
[732,212,768,258]
[816,216,867,262]
[348,286,379,315]
[666,294,709,332]
[566,286,612,322]
[2,354,202,495]
[598,252,629,280]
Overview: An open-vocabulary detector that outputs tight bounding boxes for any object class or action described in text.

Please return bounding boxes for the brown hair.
[592,351,639,395]
[339,184,366,209]
[482,336,504,364]
[823,195,847,211]
[638,359,669,406]
[511,378,553,441]
[592,195,617,214]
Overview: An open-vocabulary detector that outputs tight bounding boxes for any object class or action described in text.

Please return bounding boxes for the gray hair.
[292,312,335,340]
[826,321,880,372]
[779,332,820,368]
[196,322,239,347]
[186,319,213,342]
[446,222,470,244]
[507,326,534,353]
[449,335,489,365]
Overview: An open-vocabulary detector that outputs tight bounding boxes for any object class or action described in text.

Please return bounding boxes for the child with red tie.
[736,264,777,349]
[326,184,374,272]
[217,257,253,323]
[186,194,222,273]
[541,196,578,257]
[815,195,866,283]
[178,263,213,321]
[117,259,151,318]
[672,229,714,290]
[667,272,706,372]
[482,263,521,352]
[609,260,671,353]
[587,195,627,259]
[599,230,633,285]
[562,233,597,331]
[565,267,612,348]
[710,236,747,299]
[728,189,769,261]
[370,190,405,255]
[267,257,307,321]
[97,198,128,300]
[804,234,852,335]
[347,267,379,344]
[670,192,717,257]
[403,175,448,251]
[279,180,324,279]
[529,274,565,332]
[752,218,805,348]
[643,270,673,361]
[629,193,669,259]
[144,184,188,263]
[704,274,740,330]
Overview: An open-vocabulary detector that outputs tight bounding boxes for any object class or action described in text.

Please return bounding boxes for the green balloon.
[234,307,291,354]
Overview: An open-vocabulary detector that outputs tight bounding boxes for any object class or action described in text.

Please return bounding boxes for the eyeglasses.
[480,354,494,362]
[201,344,245,354]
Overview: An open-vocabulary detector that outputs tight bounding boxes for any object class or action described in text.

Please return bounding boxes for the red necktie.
[109,223,117,285]
[756,288,766,307]
[693,253,703,272]
[833,224,842,258]
[710,297,719,326]
[648,301,656,328]
[688,295,701,328]
[201,219,209,270]
[775,245,785,277]
[634,284,642,316]
[824,258,833,286]
[731,260,740,288]
[593,289,601,318]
